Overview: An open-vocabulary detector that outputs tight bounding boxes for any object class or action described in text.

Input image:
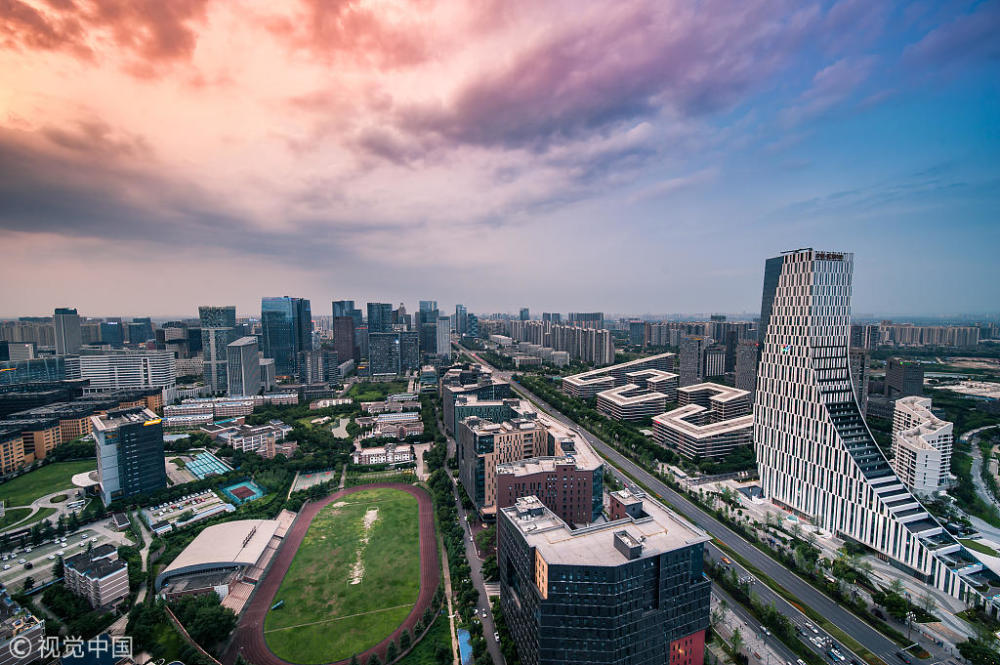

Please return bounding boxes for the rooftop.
[91,406,159,432]
[678,382,750,403]
[157,518,280,585]
[653,405,754,438]
[502,491,709,566]
[596,383,669,406]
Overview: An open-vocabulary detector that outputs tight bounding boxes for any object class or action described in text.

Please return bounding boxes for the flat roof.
[563,352,676,388]
[653,405,754,438]
[678,382,750,403]
[157,518,279,587]
[596,383,669,406]
[91,407,159,431]
[502,492,709,566]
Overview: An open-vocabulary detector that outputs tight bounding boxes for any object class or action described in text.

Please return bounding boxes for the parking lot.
[141,489,233,533]
[0,524,130,589]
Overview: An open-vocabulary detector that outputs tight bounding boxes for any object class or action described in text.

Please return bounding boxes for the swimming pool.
[457,627,473,664]
[221,480,265,504]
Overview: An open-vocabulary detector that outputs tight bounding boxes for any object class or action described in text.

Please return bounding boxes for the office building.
[298,348,340,385]
[67,351,176,397]
[679,336,707,387]
[64,544,129,608]
[100,321,125,347]
[886,358,924,399]
[653,383,753,460]
[892,397,953,496]
[519,308,530,321]
[566,312,603,328]
[437,316,452,359]
[259,358,276,392]
[93,406,167,503]
[0,427,26,475]
[455,304,468,334]
[754,249,992,602]
[262,297,312,376]
[628,320,646,346]
[227,336,261,396]
[597,384,669,422]
[563,353,676,399]
[848,347,870,415]
[199,305,236,393]
[128,317,154,345]
[499,490,711,665]
[399,331,420,371]
[54,307,82,355]
[0,584,44,665]
[0,342,33,362]
[367,302,393,334]
[369,332,401,376]
[332,315,357,363]
[734,340,759,396]
[442,375,513,434]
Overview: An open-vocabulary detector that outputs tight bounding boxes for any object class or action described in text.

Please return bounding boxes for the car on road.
[24,562,33,569]
[47,555,55,560]
[2,565,9,570]
[481,609,487,618]
[17,559,25,564]
[494,632,500,642]
[721,556,732,564]
[896,652,912,665]
[57,550,64,556]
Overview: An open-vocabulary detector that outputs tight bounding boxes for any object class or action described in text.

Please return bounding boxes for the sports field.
[263,487,421,664]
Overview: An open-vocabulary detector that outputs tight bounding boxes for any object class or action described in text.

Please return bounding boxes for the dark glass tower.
[262,297,312,376]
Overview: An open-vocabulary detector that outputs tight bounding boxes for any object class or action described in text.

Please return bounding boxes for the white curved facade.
[753,249,993,604]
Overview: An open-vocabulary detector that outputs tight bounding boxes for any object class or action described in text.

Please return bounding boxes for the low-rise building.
[562,353,676,399]
[371,411,424,439]
[351,442,415,465]
[64,544,129,608]
[652,383,753,460]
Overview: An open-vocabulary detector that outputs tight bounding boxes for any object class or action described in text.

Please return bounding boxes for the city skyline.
[1,1,998,316]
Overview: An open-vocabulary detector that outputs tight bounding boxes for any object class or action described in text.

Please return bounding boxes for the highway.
[466,350,904,665]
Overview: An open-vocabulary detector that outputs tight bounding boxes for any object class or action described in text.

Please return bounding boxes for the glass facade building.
[199,306,236,393]
[262,297,312,376]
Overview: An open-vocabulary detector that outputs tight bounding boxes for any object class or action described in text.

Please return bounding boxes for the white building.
[437,316,452,359]
[68,351,177,402]
[892,396,953,496]
[754,248,993,604]
[352,442,415,465]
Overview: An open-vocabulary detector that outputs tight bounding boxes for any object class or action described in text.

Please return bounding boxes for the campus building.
[93,406,167,504]
[652,383,753,460]
[562,353,676,400]
[64,544,129,608]
[754,249,996,603]
[499,490,711,665]
[442,374,513,434]
[891,397,953,496]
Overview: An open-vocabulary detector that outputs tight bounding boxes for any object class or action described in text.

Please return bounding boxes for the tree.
[730,627,744,656]
[918,591,936,615]
[350,656,359,665]
[22,577,34,592]
[399,629,411,651]
[958,638,1000,665]
[386,641,398,662]
[366,655,381,665]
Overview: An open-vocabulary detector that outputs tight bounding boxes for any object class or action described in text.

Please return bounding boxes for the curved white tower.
[753,249,993,603]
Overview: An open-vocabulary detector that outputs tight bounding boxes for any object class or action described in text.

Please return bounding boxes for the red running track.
[225,483,440,665]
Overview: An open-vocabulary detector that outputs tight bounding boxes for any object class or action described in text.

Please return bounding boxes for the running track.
[225,483,440,665]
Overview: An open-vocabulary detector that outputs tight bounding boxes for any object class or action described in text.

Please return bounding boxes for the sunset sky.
[1,0,997,318]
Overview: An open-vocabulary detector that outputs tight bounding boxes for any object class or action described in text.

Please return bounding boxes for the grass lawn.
[264,488,421,664]
[960,539,1000,557]
[395,612,451,665]
[346,381,408,403]
[21,508,57,528]
[50,494,68,503]
[0,508,32,530]
[0,461,95,507]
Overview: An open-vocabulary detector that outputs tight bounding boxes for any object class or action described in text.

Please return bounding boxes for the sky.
[1,0,998,319]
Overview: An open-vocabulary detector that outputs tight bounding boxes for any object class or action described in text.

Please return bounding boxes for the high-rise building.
[127,317,154,345]
[542,312,561,324]
[499,490,711,665]
[100,321,124,347]
[678,336,707,387]
[227,336,261,396]
[368,332,401,376]
[892,397,953,497]
[519,308,530,321]
[298,348,340,385]
[262,297,312,376]
[467,313,480,338]
[367,302,393,334]
[199,306,236,393]
[332,316,357,363]
[54,307,82,355]
[734,340,759,396]
[0,342,34,362]
[455,304,468,334]
[567,312,602,328]
[67,351,176,396]
[754,249,988,603]
[93,406,167,504]
[848,347,870,415]
[885,358,924,399]
[400,331,420,371]
[437,316,452,359]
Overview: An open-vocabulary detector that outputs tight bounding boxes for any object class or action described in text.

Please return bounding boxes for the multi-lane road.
[466,351,911,665]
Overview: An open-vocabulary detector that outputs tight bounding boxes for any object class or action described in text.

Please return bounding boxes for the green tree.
[22,576,34,592]
[349,656,359,665]
[730,627,744,656]
[386,641,398,662]
[399,629,411,651]
[366,655,381,665]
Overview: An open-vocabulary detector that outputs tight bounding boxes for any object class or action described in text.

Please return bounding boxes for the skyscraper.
[366,302,393,334]
[199,305,236,393]
[754,249,985,602]
[227,336,261,396]
[567,312,602,328]
[54,307,82,355]
[848,346,870,415]
[885,358,924,399]
[368,332,400,376]
[519,307,529,321]
[678,336,707,387]
[262,297,312,376]
[332,316,357,363]
[437,316,451,359]
[128,317,154,346]
[734,340,760,396]
[455,304,468,334]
